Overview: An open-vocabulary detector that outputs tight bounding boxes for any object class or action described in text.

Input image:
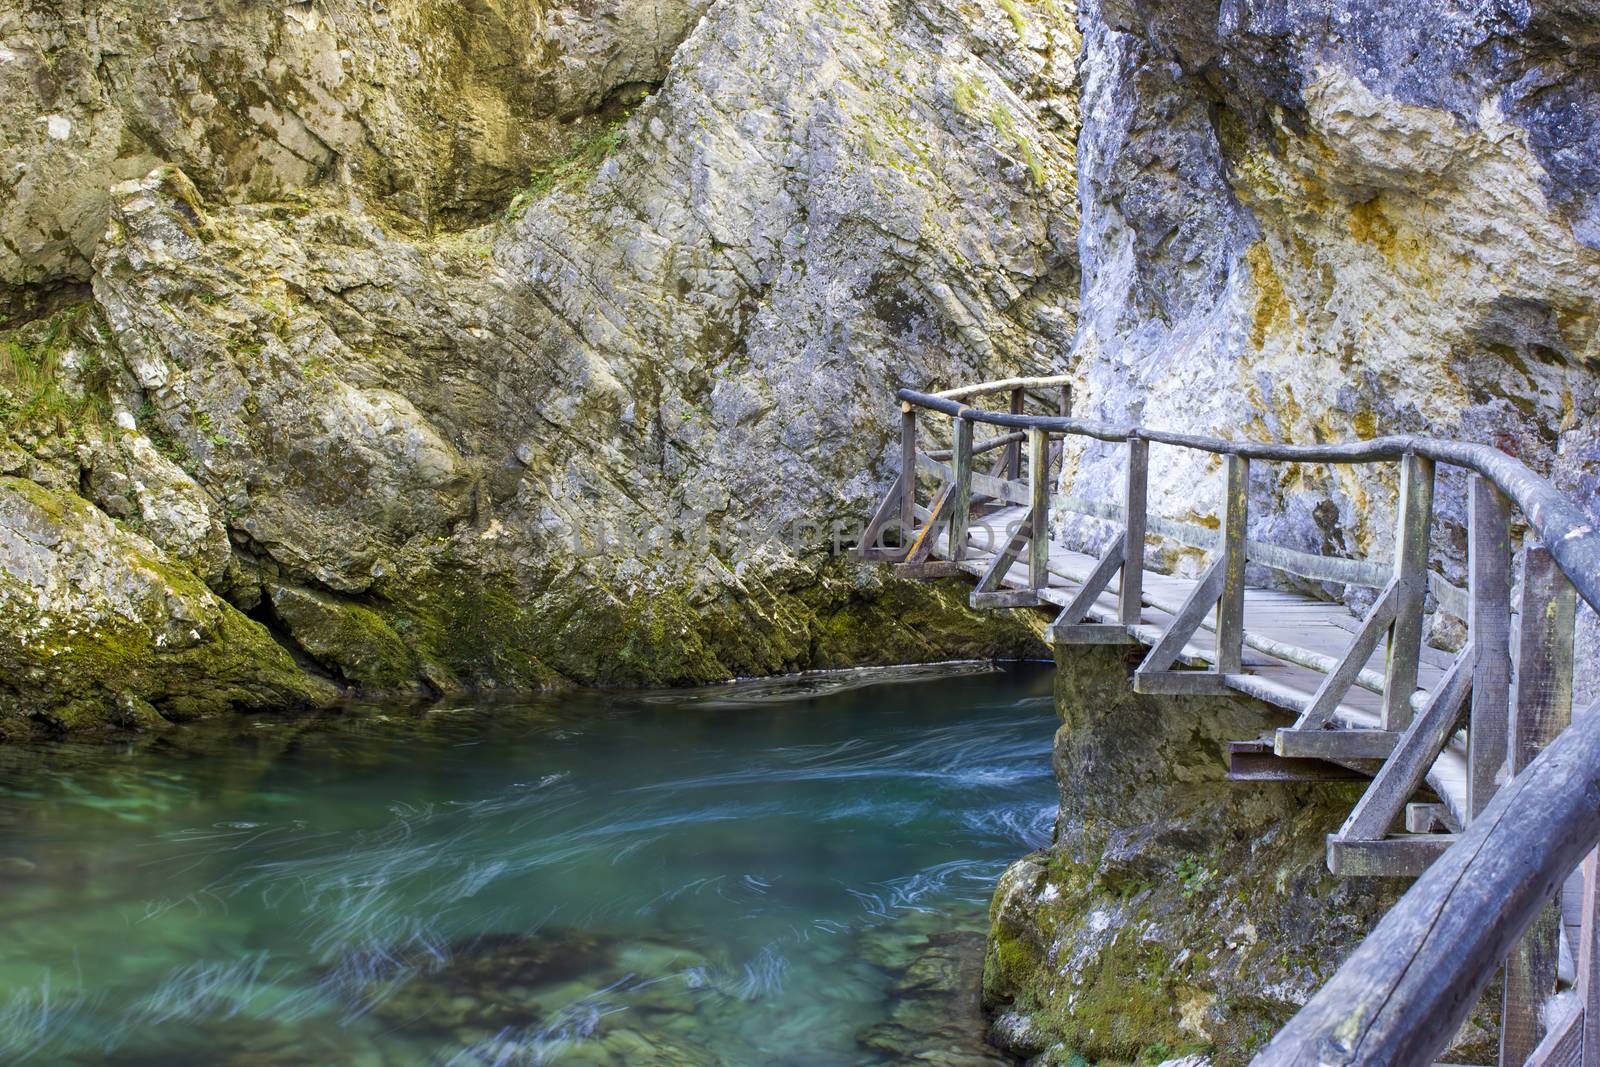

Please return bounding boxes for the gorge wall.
[1,0,1082,730]
[985,0,1600,1062]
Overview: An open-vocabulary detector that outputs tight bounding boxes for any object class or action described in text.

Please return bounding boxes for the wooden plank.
[1503,546,1579,1066]
[1468,475,1512,823]
[900,406,917,545]
[1292,579,1400,730]
[919,453,1030,506]
[1120,435,1149,626]
[1405,803,1459,834]
[1275,728,1402,761]
[971,589,1045,609]
[1028,427,1050,591]
[1132,670,1230,696]
[1217,455,1249,675]
[1228,740,1370,782]
[1338,644,1475,844]
[1048,623,1137,646]
[950,416,973,563]
[1384,452,1435,731]
[1580,848,1600,1067]
[904,482,953,564]
[1137,556,1226,676]
[1526,999,1582,1067]
[1327,834,1458,878]
[975,510,1032,595]
[894,561,964,580]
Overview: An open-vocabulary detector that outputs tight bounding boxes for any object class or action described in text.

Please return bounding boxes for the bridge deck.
[939,505,1470,823]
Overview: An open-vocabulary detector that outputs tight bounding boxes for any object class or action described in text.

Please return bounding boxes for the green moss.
[268,584,421,691]
[507,117,634,216]
[997,0,1029,35]
[989,104,1047,187]
[0,304,109,433]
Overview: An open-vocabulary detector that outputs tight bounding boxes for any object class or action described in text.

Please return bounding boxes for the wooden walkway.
[853,374,1600,1067]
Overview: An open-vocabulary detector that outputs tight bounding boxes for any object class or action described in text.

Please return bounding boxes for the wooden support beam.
[1227,740,1370,782]
[1384,452,1435,731]
[851,472,905,560]
[1055,539,1125,628]
[1468,475,1512,824]
[903,483,953,564]
[1291,579,1400,731]
[900,406,918,546]
[1048,623,1137,646]
[1580,847,1600,1067]
[1327,834,1458,878]
[1028,428,1050,591]
[975,512,1032,595]
[894,561,964,580]
[1274,728,1402,761]
[1137,556,1226,676]
[1132,670,1230,696]
[1405,803,1459,835]
[1217,455,1249,675]
[950,416,974,562]
[1007,387,1025,480]
[1526,999,1582,1067]
[1502,545,1579,1066]
[971,589,1045,609]
[1120,435,1149,627]
[1058,383,1071,417]
[1336,644,1474,847]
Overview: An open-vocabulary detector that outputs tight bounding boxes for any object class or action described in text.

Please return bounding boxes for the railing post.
[1582,832,1600,1067]
[1120,434,1149,627]
[1216,454,1249,675]
[950,415,973,562]
[1383,452,1434,731]
[1501,544,1578,1066]
[1467,475,1511,823]
[1007,387,1025,481]
[900,404,917,548]
[1058,383,1071,417]
[1028,427,1050,591]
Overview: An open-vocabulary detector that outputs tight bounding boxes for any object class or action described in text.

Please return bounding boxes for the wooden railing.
[862,376,1600,1067]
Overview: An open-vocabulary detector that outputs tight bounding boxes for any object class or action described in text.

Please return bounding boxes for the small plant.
[952,74,984,115]
[1175,855,1216,898]
[507,117,634,217]
[997,0,1028,35]
[989,104,1047,187]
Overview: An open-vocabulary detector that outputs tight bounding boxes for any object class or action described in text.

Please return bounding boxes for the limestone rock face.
[1,0,1074,729]
[0,0,711,314]
[1058,0,1600,695]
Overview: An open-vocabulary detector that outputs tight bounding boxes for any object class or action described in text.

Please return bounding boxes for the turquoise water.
[0,663,1057,1066]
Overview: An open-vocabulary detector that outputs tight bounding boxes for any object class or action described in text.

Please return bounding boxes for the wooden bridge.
[852,374,1600,1067]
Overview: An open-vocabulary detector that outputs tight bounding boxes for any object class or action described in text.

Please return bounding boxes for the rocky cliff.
[2,0,1081,730]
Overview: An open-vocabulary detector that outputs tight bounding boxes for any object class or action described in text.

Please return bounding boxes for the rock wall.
[1057,0,1600,697]
[2,0,1083,730]
[981,646,1497,1066]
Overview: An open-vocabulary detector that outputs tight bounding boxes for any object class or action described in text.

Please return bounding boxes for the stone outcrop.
[2,0,1079,731]
[1056,0,1600,698]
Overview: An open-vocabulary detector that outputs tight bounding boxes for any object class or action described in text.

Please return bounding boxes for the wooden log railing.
[856,375,1600,1067]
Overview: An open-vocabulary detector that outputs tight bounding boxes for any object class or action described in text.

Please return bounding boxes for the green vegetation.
[507,118,634,216]
[0,306,108,432]
[989,104,1047,187]
[997,0,1028,35]
[951,74,985,116]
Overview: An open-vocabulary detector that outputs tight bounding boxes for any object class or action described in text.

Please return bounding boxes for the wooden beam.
[900,406,918,546]
[1580,848,1600,1067]
[1055,539,1125,628]
[975,511,1032,595]
[1217,455,1249,675]
[1384,452,1435,731]
[1405,803,1459,835]
[1048,623,1137,646]
[1327,834,1457,878]
[1137,556,1226,676]
[1467,475,1512,824]
[1291,579,1400,731]
[971,589,1045,609]
[851,472,905,560]
[1132,670,1230,696]
[903,483,953,564]
[1028,427,1050,591]
[1503,545,1579,1066]
[1008,387,1025,480]
[1120,435,1149,626]
[950,416,973,562]
[1275,728,1402,761]
[1337,644,1474,846]
[1525,999,1582,1067]
[894,561,964,580]
[1227,740,1370,782]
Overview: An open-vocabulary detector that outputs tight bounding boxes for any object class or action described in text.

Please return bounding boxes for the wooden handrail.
[896,387,1600,620]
